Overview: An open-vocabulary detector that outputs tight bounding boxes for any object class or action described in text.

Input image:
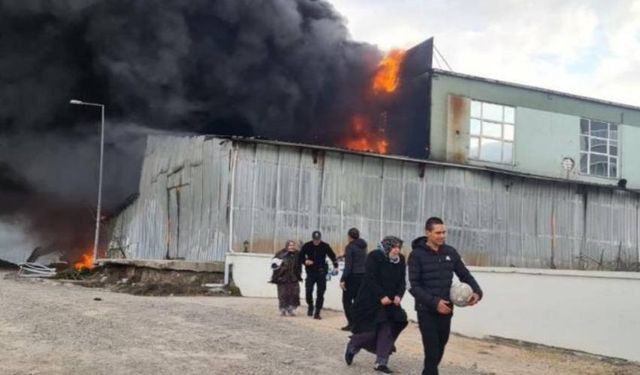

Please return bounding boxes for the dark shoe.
[344,344,355,365]
[307,306,313,316]
[313,313,321,320]
[340,325,351,331]
[374,364,393,373]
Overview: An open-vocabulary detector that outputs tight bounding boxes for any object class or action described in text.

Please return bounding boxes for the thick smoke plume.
[0,0,381,260]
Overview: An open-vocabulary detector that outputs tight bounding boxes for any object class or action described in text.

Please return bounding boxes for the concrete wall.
[430,71,640,189]
[227,252,640,362]
[513,107,581,179]
[621,125,640,184]
[453,268,640,363]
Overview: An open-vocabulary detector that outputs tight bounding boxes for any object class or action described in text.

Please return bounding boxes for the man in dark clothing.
[340,227,367,331]
[300,230,338,319]
[408,217,483,375]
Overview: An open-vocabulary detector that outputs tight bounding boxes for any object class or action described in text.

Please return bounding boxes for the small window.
[579,118,619,178]
[468,100,515,164]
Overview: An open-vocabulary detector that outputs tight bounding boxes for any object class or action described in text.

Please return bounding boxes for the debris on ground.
[53,262,230,296]
[17,262,57,278]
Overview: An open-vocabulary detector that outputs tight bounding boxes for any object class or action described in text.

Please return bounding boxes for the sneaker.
[280,309,286,316]
[344,344,355,365]
[287,307,296,316]
[340,325,351,331]
[374,364,393,373]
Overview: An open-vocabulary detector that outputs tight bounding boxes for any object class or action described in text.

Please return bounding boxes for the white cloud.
[330,0,640,107]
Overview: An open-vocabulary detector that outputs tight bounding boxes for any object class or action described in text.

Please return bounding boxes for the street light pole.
[70,99,105,264]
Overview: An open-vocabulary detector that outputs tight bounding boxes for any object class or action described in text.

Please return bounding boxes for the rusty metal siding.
[446,95,469,163]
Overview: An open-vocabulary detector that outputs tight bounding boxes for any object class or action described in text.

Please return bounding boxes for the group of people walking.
[269,217,483,375]
[270,230,339,319]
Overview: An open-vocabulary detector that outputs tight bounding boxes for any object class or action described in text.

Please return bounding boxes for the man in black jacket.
[339,227,367,331]
[408,217,483,375]
[300,230,338,319]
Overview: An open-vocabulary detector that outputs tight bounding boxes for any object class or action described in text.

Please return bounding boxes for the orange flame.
[372,49,406,94]
[376,139,389,154]
[74,252,94,270]
[341,49,404,154]
[344,115,389,154]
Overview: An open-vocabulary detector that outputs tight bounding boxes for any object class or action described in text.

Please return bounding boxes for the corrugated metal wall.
[110,136,231,261]
[111,135,640,270]
[230,141,639,270]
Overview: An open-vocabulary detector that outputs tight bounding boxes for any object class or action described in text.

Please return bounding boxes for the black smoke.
[0,0,381,260]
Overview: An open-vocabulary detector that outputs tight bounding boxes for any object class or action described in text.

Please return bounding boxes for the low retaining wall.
[88,259,226,296]
[97,259,225,273]
[226,252,640,362]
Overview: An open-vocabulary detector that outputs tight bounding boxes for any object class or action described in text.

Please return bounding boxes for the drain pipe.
[224,144,239,286]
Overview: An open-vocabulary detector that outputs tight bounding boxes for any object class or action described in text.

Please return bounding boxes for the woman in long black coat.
[345,236,408,373]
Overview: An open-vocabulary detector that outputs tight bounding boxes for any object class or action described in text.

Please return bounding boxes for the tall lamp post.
[70,99,105,263]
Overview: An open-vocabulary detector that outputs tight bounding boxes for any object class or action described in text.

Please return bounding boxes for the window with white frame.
[579,118,618,178]
[468,100,515,164]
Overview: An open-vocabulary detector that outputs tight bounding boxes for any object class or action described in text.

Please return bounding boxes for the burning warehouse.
[1,1,640,272]
[110,40,640,272]
[4,3,640,370]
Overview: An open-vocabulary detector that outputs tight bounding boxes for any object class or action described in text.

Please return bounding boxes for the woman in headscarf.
[270,240,302,316]
[344,236,408,374]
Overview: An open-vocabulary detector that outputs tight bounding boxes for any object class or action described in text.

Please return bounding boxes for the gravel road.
[3,271,638,375]
[0,271,484,375]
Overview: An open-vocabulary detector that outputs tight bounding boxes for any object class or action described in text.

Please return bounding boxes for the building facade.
[429,69,640,190]
[109,48,640,270]
[110,135,639,271]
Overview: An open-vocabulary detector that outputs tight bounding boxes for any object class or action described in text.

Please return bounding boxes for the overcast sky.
[330,0,640,107]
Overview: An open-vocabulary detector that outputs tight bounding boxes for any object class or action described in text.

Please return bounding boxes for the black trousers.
[305,271,327,311]
[347,321,394,365]
[417,311,452,375]
[342,274,363,326]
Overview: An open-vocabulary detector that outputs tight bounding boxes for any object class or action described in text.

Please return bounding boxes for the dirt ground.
[1,271,638,375]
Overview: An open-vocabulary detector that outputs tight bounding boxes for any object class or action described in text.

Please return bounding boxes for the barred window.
[579,118,618,178]
[469,100,515,164]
